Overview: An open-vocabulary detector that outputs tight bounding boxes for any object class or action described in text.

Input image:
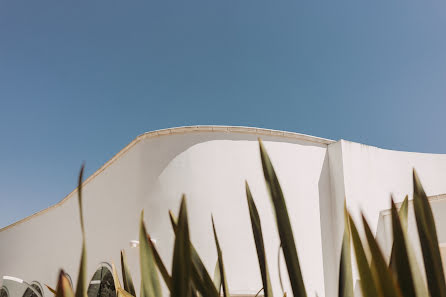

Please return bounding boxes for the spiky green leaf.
[171,197,192,297]
[258,139,306,297]
[147,233,172,291]
[213,260,221,295]
[56,271,75,297]
[246,182,274,297]
[413,169,446,297]
[139,211,163,297]
[169,211,219,297]
[75,165,87,297]
[111,262,123,292]
[46,285,57,296]
[121,250,136,296]
[362,215,401,297]
[390,199,416,297]
[212,217,230,297]
[349,214,378,297]
[397,196,428,297]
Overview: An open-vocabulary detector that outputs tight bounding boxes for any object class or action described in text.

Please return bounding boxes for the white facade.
[1,126,446,297]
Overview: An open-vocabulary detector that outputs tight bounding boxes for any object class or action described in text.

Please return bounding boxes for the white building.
[1,126,446,297]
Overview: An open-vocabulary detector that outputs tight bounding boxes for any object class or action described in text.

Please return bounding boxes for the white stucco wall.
[0,127,335,297]
[341,140,446,233]
[376,195,446,286]
[2,127,446,297]
[339,140,446,294]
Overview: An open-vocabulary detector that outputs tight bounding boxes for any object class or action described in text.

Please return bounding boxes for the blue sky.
[1,0,445,228]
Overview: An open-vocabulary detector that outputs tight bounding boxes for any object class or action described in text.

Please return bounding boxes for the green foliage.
[139,210,163,297]
[211,217,230,297]
[246,182,274,297]
[121,250,136,296]
[258,139,306,297]
[171,198,192,297]
[60,139,446,297]
[75,165,87,297]
[390,199,415,297]
[413,170,446,297]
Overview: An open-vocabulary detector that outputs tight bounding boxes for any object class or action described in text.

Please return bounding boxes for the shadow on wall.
[318,151,342,297]
[139,131,328,201]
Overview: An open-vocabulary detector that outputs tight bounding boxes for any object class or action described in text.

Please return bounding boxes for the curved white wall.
[1,127,446,297]
[137,132,331,296]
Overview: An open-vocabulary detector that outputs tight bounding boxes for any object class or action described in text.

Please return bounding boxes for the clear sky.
[1,0,446,228]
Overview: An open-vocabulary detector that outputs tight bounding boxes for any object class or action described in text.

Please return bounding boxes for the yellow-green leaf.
[349,214,378,297]
[212,216,230,297]
[258,139,306,297]
[390,200,415,297]
[121,250,136,296]
[56,271,75,297]
[399,196,428,297]
[139,211,163,297]
[117,288,136,297]
[213,260,221,295]
[171,197,192,297]
[75,165,87,297]
[246,182,274,297]
[169,211,219,297]
[147,233,172,291]
[362,215,401,297]
[46,285,57,296]
[413,169,446,297]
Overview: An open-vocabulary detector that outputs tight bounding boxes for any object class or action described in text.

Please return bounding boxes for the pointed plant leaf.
[139,210,163,297]
[171,197,192,297]
[121,250,136,296]
[117,288,135,297]
[56,271,75,297]
[258,139,306,297]
[246,182,274,297]
[147,233,172,291]
[212,216,230,297]
[389,196,409,267]
[169,211,219,297]
[388,196,428,297]
[362,214,401,297]
[169,211,177,232]
[213,260,221,295]
[399,195,409,232]
[413,169,446,297]
[338,202,353,297]
[390,199,416,297]
[46,285,57,296]
[111,262,123,292]
[349,214,378,297]
[75,165,87,297]
[111,272,137,297]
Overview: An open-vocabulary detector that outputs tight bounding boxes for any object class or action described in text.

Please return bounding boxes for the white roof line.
[136,125,334,145]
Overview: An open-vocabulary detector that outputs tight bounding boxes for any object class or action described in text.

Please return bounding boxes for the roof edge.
[136,126,334,145]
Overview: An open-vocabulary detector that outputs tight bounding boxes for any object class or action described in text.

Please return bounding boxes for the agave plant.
[53,139,446,297]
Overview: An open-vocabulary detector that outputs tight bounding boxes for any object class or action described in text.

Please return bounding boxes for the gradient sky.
[1,0,446,228]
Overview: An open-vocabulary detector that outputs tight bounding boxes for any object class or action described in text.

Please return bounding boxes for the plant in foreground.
[52,139,445,297]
